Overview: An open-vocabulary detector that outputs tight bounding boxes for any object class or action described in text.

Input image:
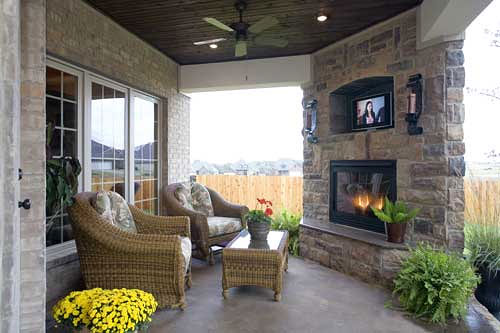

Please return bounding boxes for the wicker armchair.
[162,183,248,264]
[68,192,192,309]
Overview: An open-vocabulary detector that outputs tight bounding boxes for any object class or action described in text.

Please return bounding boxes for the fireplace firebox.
[330,160,397,234]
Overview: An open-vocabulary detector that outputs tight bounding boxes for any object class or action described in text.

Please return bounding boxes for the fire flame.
[354,194,384,211]
[355,194,370,210]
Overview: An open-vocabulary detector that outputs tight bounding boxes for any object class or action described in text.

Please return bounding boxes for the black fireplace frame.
[329,160,397,234]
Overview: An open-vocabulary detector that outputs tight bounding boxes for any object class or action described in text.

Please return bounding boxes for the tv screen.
[352,93,392,131]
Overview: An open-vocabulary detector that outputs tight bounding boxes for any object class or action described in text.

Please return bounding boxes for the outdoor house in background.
[0,0,494,331]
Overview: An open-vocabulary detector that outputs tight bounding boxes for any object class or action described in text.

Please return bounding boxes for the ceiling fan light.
[317,15,328,22]
[209,44,218,49]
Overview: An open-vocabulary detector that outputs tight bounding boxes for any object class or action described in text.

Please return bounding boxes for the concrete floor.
[149,256,495,333]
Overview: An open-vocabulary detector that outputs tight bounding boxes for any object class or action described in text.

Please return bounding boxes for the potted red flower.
[245,198,273,240]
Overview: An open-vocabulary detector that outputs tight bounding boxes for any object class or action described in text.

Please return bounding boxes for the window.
[90,82,127,197]
[45,59,162,247]
[45,64,82,247]
[132,96,160,214]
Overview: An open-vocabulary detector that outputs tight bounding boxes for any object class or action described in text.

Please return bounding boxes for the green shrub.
[465,223,500,274]
[271,210,301,256]
[393,244,479,324]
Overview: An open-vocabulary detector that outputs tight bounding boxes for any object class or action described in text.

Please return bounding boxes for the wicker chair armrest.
[207,187,249,227]
[129,205,191,238]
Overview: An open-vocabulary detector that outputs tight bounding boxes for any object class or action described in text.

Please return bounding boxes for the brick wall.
[167,94,191,184]
[300,9,466,285]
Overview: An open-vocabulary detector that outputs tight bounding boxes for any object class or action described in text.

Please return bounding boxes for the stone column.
[0,0,22,332]
[20,0,46,331]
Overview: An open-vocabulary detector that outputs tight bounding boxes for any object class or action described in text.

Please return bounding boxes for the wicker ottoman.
[222,230,289,301]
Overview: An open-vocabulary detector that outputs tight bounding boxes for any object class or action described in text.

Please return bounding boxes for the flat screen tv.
[352,92,392,131]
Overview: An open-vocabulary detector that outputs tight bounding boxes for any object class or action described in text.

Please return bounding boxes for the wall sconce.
[405,74,423,135]
[303,99,319,144]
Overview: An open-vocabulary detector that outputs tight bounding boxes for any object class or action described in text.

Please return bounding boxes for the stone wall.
[0,0,22,331]
[300,9,465,284]
[20,0,47,331]
[46,0,190,185]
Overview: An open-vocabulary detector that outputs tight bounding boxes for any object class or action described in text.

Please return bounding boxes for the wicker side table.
[222,230,289,301]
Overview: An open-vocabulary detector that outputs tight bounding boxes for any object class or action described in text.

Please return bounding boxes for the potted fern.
[370,197,419,243]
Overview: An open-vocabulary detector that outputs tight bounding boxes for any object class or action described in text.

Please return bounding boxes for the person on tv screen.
[362,101,376,125]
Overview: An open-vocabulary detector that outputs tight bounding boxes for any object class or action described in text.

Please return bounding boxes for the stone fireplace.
[299,9,465,287]
[330,160,396,234]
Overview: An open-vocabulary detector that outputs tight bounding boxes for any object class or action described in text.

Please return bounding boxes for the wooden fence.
[195,175,303,215]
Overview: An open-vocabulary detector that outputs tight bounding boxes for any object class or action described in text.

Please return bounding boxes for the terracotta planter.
[386,223,406,243]
[475,265,500,320]
[247,221,270,241]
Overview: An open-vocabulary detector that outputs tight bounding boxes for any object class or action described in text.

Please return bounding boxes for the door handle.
[18,199,31,210]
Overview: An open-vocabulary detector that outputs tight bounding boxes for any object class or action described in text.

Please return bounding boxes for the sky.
[463,0,500,162]
[189,87,304,163]
[189,1,500,164]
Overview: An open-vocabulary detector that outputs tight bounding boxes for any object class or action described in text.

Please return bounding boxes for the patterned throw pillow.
[94,191,137,233]
[191,183,214,216]
[174,183,194,210]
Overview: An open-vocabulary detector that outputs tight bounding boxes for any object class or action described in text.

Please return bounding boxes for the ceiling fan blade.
[254,36,288,48]
[193,38,227,46]
[235,41,247,57]
[203,17,234,32]
[248,16,279,34]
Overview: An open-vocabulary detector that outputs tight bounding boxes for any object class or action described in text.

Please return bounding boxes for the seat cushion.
[174,183,194,210]
[207,216,242,237]
[191,183,214,216]
[180,237,192,274]
[95,191,137,233]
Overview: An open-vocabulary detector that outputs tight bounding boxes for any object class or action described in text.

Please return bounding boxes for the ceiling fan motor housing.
[231,22,249,40]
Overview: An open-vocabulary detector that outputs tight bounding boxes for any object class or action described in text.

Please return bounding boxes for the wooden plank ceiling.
[85,0,422,65]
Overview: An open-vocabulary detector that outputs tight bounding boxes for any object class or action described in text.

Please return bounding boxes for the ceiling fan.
[194,0,288,57]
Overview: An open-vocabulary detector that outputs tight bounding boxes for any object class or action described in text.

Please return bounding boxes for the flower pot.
[475,265,500,319]
[247,221,270,241]
[386,223,406,243]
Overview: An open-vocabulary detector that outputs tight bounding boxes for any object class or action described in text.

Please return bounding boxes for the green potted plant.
[370,197,419,243]
[393,244,479,324]
[245,198,273,240]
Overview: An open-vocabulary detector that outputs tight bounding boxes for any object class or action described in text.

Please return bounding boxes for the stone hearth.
[299,9,465,287]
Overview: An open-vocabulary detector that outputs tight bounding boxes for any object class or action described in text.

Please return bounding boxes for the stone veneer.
[300,9,466,286]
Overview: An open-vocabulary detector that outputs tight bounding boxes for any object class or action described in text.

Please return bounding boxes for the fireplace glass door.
[330,160,396,234]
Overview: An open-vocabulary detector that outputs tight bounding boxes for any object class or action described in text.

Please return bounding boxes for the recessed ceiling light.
[209,44,218,49]
[317,15,328,22]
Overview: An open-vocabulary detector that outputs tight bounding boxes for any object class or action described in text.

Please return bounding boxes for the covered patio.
[1,0,499,331]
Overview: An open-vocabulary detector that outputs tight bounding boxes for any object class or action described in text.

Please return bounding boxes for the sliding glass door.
[131,94,160,214]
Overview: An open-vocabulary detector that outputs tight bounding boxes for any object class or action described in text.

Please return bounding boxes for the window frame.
[45,59,84,248]
[130,91,162,213]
